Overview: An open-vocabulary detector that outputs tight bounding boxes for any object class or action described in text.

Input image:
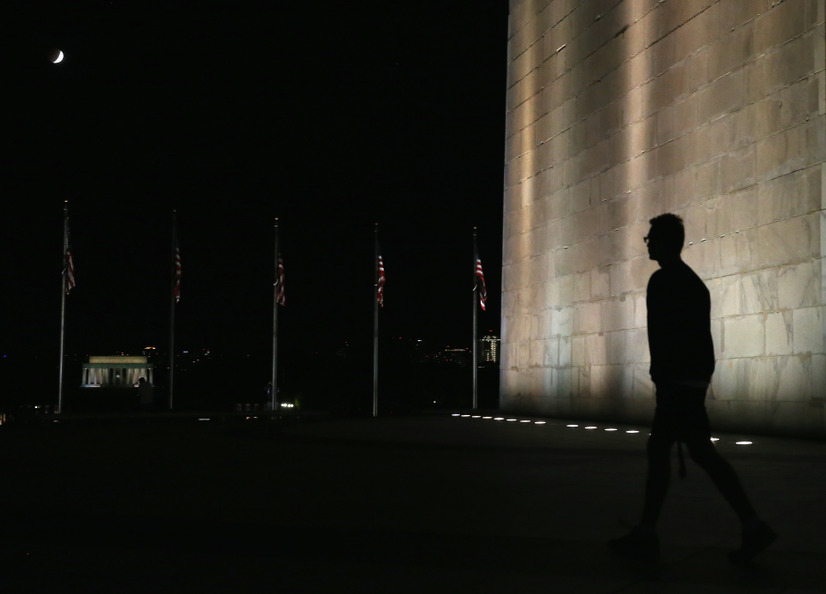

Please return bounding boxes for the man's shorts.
[651,384,711,442]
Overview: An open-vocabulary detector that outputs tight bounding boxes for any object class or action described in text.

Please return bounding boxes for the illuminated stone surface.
[502,0,825,437]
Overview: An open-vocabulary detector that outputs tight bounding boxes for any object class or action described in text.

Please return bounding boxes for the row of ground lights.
[450,413,753,446]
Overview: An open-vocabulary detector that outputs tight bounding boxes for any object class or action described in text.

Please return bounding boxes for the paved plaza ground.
[1,411,824,592]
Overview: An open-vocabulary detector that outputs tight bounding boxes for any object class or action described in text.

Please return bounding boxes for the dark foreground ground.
[1,411,824,593]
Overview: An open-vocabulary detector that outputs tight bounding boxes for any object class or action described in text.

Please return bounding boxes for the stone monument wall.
[502,0,826,437]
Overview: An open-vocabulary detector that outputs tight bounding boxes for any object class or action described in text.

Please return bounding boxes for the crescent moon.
[51,49,64,64]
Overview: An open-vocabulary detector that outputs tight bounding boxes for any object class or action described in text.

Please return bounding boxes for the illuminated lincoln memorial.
[81,356,154,388]
[501,0,825,437]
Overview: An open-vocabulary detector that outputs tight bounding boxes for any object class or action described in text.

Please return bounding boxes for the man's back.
[646,260,715,386]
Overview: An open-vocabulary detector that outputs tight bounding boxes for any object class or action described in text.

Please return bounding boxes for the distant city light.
[626,430,640,434]
[534,421,546,425]
[735,441,753,446]
[566,424,578,428]
[605,428,617,432]
[584,426,597,430]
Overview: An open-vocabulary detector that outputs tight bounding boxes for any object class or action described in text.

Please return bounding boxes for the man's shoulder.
[679,261,709,291]
[647,268,666,289]
[648,262,708,292]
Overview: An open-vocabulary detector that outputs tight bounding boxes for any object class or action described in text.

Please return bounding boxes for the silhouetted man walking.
[609,213,776,564]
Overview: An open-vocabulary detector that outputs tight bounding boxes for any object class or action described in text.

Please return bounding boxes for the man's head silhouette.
[646,213,684,264]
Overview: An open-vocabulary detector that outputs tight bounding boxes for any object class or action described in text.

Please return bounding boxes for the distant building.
[444,347,470,366]
[430,347,471,367]
[81,355,153,388]
[480,334,499,364]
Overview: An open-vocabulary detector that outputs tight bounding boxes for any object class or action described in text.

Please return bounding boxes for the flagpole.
[168,209,177,411]
[57,201,69,414]
[472,227,479,410]
[373,223,380,418]
[271,217,280,414]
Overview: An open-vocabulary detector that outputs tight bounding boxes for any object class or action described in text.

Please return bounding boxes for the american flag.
[173,242,182,303]
[64,218,76,294]
[276,256,285,306]
[377,254,385,307]
[476,258,487,311]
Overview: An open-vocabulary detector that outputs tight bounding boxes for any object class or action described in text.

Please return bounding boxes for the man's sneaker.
[608,527,660,559]
[728,520,777,565]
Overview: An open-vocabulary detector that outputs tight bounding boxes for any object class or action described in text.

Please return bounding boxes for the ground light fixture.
[450,413,755,446]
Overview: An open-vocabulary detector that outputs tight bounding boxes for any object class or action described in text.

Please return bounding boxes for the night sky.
[4,2,509,371]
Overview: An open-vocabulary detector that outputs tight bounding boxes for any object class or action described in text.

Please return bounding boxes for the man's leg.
[683,433,756,523]
[639,429,674,529]
[608,418,673,558]
[683,422,777,563]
